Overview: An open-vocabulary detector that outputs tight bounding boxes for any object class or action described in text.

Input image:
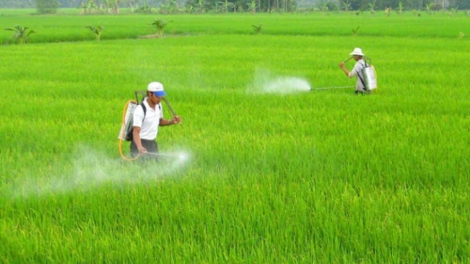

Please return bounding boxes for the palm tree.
[86,25,104,41]
[252,23,262,34]
[247,0,257,14]
[342,0,351,12]
[150,19,172,37]
[4,25,35,44]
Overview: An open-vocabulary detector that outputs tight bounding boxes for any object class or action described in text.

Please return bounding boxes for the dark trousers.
[130,139,159,161]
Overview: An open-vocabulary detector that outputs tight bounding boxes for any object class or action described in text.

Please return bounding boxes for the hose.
[310,86,354,90]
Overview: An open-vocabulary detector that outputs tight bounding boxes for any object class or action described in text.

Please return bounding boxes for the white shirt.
[133,98,163,140]
[348,59,366,91]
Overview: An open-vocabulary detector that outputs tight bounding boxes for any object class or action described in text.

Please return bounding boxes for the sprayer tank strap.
[360,61,372,90]
[141,102,147,121]
[357,61,368,89]
[349,59,366,90]
[357,72,367,90]
[137,98,161,123]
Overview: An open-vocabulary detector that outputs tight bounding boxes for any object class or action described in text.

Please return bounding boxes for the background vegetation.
[0,0,468,14]
[0,9,469,263]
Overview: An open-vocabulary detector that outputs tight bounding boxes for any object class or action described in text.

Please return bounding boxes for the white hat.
[147,82,166,97]
[349,47,365,56]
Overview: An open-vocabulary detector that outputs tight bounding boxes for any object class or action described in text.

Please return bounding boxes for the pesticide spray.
[246,69,311,95]
[7,145,192,200]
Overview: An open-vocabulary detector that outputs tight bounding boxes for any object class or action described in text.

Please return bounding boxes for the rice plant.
[0,11,469,263]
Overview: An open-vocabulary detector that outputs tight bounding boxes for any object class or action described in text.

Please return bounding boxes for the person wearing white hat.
[339,48,368,94]
[131,81,182,159]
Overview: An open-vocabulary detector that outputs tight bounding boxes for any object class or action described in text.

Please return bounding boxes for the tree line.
[0,0,467,13]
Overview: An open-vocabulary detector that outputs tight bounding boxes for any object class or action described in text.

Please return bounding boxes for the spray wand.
[310,86,354,91]
[343,56,353,63]
[344,56,372,63]
[162,97,177,117]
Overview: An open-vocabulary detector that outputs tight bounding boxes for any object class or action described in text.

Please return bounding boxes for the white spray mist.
[246,68,311,95]
[7,146,192,200]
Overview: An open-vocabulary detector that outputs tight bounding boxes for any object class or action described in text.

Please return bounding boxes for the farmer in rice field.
[131,82,182,159]
[339,47,369,95]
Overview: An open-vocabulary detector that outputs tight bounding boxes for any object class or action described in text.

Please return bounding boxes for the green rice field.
[0,9,469,263]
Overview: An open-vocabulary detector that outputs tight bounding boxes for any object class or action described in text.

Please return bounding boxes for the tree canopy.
[0,0,467,12]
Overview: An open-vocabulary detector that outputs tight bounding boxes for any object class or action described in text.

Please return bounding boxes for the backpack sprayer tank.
[361,57,378,91]
[118,99,140,161]
[118,90,148,141]
[118,100,137,141]
[118,90,146,161]
[362,65,377,90]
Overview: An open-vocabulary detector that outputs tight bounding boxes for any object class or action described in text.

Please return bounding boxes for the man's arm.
[133,126,146,154]
[159,115,182,126]
[339,62,350,77]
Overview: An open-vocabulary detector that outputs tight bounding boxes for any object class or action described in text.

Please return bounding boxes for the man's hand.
[339,62,349,76]
[172,115,182,124]
[138,147,147,154]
